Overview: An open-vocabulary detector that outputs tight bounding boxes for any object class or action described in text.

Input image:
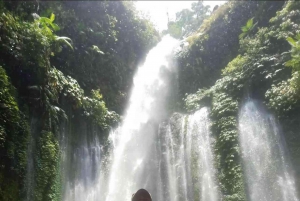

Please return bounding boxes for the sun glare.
[135,1,226,31]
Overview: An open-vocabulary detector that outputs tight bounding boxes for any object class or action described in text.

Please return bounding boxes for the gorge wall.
[182,1,300,200]
[1,1,300,201]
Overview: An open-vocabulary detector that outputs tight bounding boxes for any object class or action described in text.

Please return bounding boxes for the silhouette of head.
[131,189,152,201]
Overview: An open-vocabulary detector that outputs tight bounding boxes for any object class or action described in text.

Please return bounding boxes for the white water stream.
[61,36,220,201]
[239,100,299,201]
[104,35,179,201]
[61,37,299,201]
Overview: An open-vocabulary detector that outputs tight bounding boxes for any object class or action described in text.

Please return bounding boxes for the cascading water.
[104,36,179,201]
[61,36,220,201]
[25,117,38,201]
[61,119,104,201]
[106,106,220,201]
[186,108,219,201]
[160,108,220,201]
[238,100,299,201]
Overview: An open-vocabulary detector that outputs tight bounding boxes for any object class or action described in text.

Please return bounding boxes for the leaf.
[50,23,60,31]
[45,26,53,35]
[241,26,248,32]
[28,85,41,91]
[285,60,295,67]
[55,36,73,50]
[239,32,246,39]
[246,18,253,28]
[295,34,300,41]
[50,13,55,22]
[287,37,296,46]
[252,22,258,29]
[92,45,105,54]
[40,17,52,25]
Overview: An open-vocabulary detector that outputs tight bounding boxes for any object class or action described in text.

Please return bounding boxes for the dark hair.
[132,189,152,201]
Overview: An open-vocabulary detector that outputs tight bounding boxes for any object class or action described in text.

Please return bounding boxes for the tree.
[165,1,210,39]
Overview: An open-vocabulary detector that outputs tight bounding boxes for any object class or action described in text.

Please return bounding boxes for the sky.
[135,1,227,31]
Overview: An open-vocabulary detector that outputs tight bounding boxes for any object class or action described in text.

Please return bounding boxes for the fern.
[91,45,104,54]
[285,34,300,71]
[36,13,60,33]
[239,18,258,39]
[35,13,73,50]
[54,36,73,50]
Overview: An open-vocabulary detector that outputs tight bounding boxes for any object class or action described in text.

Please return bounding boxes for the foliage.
[239,18,257,39]
[2,1,159,113]
[164,1,210,39]
[2,0,300,200]
[198,2,232,33]
[35,13,60,33]
[265,72,300,114]
[0,6,123,200]
[54,36,73,51]
[35,1,160,113]
[166,21,182,39]
[176,1,285,109]
[221,55,248,76]
[34,12,73,51]
[211,91,245,201]
[285,34,300,71]
[184,1,300,198]
[34,131,60,201]
[0,67,29,200]
[48,67,83,107]
[263,1,300,113]
[0,6,120,125]
[265,32,300,114]
[82,89,120,129]
[48,67,120,128]
[0,172,19,201]
[0,10,73,121]
[184,88,212,112]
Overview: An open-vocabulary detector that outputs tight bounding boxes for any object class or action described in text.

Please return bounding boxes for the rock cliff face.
[182,1,300,200]
[0,1,157,200]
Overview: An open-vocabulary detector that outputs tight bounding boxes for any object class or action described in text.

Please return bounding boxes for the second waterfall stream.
[239,100,299,201]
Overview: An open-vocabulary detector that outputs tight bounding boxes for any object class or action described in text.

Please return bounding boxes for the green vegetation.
[2,0,300,200]
[184,1,300,198]
[163,1,210,39]
[239,18,257,39]
[0,1,158,200]
[221,55,248,76]
[285,34,300,88]
[0,67,29,201]
[211,91,245,201]
[34,131,60,201]
[38,1,160,113]
[176,1,285,108]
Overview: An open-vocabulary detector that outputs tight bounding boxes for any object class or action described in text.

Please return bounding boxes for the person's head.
[131,189,152,201]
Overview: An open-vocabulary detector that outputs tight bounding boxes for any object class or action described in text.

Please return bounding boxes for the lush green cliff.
[183,1,300,200]
[1,0,300,200]
[0,1,158,200]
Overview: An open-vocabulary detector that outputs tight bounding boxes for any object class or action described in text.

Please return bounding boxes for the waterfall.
[105,106,219,201]
[104,36,179,201]
[61,36,220,201]
[25,117,38,201]
[238,100,299,201]
[61,119,104,201]
[186,108,219,201]
[60,36,179,201]
[160,108,220,201]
